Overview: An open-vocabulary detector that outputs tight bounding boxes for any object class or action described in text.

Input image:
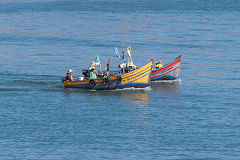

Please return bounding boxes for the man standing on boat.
[89,66,97,79]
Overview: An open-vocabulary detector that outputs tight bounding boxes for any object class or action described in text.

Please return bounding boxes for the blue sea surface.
[0,0,240,159]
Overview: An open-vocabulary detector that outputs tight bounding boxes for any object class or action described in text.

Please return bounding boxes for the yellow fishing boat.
[62,60,153,90]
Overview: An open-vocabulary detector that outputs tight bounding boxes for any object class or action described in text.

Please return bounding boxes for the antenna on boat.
[107,58,111,71]
[121,43,124,62]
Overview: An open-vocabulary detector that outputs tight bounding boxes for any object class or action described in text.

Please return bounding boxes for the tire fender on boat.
[103,78,110,85]
[116,76,122,82]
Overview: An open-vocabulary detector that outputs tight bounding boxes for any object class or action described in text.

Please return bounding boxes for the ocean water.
[0,0,240,159]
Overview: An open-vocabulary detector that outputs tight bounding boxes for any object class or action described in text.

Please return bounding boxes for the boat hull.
[63,77,121,90]
[63,61,153,90]
[151,55,182,81]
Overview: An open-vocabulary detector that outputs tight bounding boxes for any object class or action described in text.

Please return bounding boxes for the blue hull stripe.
[151,75,178,81]
[118,83,149,88]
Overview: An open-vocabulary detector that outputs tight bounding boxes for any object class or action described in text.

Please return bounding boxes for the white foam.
[151,79,181,83]
[114,86,151,91]
[89,86,151,92]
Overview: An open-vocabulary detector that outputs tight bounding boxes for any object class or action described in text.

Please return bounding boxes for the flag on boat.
[127,45,131,57]
[95,55,100,65]
[115,47,120,58]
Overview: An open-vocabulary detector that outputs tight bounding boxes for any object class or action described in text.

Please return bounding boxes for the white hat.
[91,61,96,66]
[68,69,73,73]
[129,62,134,67]
[120,63,126,68]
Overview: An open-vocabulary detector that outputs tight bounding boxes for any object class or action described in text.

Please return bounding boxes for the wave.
[0,88,30,92]
[0,0,239,14]
[0,72,63,91]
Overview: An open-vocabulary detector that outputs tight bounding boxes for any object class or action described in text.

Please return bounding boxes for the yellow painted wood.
[120,61,153,85]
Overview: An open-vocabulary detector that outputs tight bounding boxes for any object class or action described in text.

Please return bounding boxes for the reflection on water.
[61,81,181,106]
[62,87,153,122]
[151,81,181,105]
[61,82,181,118]
[62,88,151,107]
[120,90,151,107]
[151,81,180,93]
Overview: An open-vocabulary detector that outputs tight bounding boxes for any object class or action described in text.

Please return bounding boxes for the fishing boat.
[62,60,153,90]
[151,55,182,81]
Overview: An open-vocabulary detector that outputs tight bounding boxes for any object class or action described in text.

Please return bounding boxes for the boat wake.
[151,79,181,83]
[113,86,151,92]
[88,86,151,92]
[0,72,63,92]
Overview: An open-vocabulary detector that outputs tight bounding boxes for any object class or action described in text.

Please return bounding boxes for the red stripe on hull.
[151,66,180,79]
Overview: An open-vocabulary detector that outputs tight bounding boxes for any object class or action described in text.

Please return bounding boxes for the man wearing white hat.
[66,69,75,81]
[128,62,136,71]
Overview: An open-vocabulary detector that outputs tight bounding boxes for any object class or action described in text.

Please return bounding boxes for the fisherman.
[118,62,127,74]
[128,62,136,71]
[89,66,97,79]
[93,66,98,76]
[104,63,110,78]
[66,69,75,81]
[155,60,163,68]
[89,61,96,69]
